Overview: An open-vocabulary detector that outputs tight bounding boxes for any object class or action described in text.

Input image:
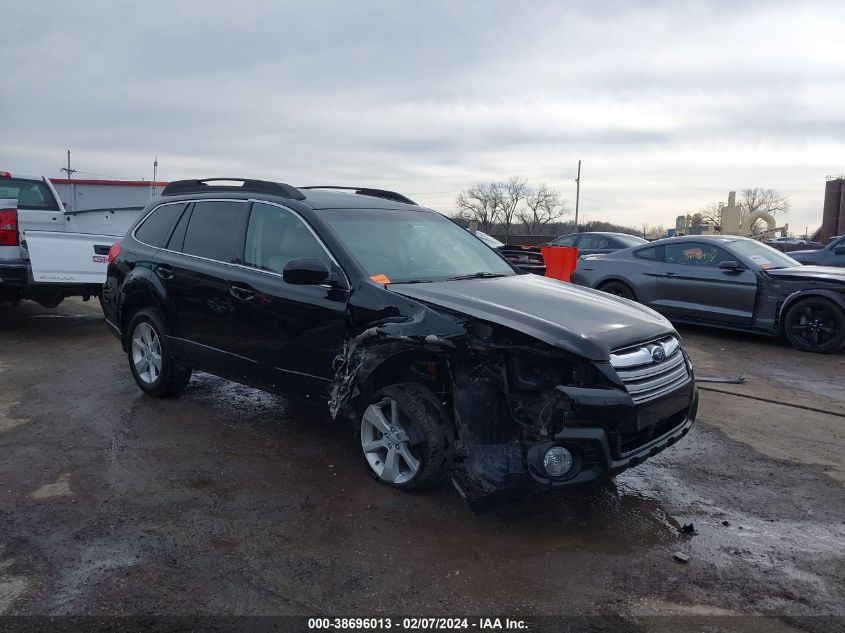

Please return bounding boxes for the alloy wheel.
[790,303,838,349]
[131,322,163,384]
[360,397,421,485]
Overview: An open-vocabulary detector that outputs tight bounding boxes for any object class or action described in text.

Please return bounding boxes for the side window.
[182,201,244,261]
[166,203,192,251]
[634,246,660,261]
[243,202,331,275]
[578,234,607,249]
[134,203,185,248]
[665,242,732,267]
[552,234,578,247]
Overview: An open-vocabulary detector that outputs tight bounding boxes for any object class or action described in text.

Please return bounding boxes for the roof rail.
[162,178,305,200]
[299,186,417,205]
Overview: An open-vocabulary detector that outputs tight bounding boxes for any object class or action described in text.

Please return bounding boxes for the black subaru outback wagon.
[103,178,698,506]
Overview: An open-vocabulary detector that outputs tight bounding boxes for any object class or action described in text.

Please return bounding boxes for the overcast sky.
[2,1,843,233]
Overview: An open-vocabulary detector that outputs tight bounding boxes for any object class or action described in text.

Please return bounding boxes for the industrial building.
[50,178,168,212]
[821,176,845,242]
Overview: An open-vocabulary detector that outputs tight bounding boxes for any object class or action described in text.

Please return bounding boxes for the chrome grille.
[609,336,690,405]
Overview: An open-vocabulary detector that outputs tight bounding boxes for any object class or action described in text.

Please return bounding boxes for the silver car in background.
[570,235,845,353]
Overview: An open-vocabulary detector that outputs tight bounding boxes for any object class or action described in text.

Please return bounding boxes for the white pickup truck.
[0,170,144,308]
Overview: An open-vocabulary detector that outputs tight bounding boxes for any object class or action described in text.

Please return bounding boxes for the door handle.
[229,283,255,301]
[155,264,174,280]
[663,271,678,277]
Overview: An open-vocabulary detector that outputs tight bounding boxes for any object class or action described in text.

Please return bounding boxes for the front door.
[656,241,757,325]
[225,201,349,397]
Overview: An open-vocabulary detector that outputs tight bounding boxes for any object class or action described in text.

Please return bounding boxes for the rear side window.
[134,203,184,248]
[182,201,244,261]
[0,177,59,210]
[552,234,577,247]
[634,246,661,261]
[578,234,609,249]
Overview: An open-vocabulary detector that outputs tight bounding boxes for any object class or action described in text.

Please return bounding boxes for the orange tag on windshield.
[370,274,391,284]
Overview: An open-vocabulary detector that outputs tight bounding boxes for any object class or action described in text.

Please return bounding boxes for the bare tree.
[518,183,566,235]
[741,188,790,218]
[698,201,724,227]
[498,176,528,241]
[455,183,501,233]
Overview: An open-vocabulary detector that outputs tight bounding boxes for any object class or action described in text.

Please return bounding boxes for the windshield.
[729,239,799,269]
[616,234,648,247]
[321,209,516,283]
[0,177,60,210]
[473,230,504,248]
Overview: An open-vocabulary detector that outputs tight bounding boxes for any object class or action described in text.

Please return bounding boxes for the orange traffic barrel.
[540,246,578,282]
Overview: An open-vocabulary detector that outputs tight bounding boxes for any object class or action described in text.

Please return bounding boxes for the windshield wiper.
[446,272,509,281]
[392,279,433,284]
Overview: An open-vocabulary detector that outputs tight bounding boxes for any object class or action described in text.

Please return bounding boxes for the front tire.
[127,308,192,396]
[358,383,454,490]
[783,298,845,353]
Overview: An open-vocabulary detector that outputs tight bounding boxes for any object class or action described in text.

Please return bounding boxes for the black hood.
[765,265,845,283]
[389,274,675,361]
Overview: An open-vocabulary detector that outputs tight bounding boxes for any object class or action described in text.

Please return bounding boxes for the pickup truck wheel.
[598,281,637,301]
[127,308,192,396]
[358,383,454,491]
[783,298,845,353]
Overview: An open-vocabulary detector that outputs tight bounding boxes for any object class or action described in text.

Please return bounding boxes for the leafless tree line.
[454,176,569,238]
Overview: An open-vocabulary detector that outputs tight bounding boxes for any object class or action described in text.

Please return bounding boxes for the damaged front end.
[329,292,697,512]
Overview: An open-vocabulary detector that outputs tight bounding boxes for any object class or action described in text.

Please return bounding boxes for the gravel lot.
[1,298,843,631]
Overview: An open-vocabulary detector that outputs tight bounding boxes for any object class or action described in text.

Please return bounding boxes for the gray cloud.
[1,0,843,230]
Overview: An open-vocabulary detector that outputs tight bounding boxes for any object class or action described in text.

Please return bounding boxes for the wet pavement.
[0,299,843,631]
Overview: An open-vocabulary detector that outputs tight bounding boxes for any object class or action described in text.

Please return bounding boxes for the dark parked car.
[547,231,647,256]
[473,230,545,275]
[789,235,845,268]
[571,235,845,353]
[102,178,697,508]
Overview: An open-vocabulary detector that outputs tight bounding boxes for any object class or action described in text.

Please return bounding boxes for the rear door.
[656,241,757,324]
[151,200,251,380]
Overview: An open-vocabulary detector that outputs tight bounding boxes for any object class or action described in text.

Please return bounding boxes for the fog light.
[543,446,573,477]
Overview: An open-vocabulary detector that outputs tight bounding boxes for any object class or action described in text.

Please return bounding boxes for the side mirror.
[834,246,845,255]
[283,257,331,285]
[718,260,741,271]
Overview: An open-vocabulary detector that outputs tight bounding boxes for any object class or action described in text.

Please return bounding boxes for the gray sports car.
[571,235,845,353]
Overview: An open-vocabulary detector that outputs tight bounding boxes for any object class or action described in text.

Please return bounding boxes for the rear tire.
[783,297,845,353]
[598,280,637,301]
[357,383,454,491]
[127,308,192,396]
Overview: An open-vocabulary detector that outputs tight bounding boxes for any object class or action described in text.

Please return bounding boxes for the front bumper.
[527,386,698,489]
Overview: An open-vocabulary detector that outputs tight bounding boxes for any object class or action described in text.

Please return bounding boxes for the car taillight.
[107,242,122,264]
[528,256,544,265]
[0,208,19,246]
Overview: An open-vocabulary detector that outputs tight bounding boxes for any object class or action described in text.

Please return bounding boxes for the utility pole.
[152,156,159,198]
[60,150,77,179]
[574,159,581,231]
